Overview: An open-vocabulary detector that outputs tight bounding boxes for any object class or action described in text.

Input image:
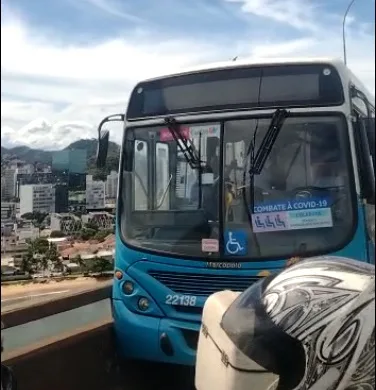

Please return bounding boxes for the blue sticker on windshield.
[224,230,247,256]
[251,197,333,233]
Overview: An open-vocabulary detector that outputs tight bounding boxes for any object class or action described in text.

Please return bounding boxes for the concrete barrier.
[2,318,118,390]
[2,283,112,328]
[1,283,196,389]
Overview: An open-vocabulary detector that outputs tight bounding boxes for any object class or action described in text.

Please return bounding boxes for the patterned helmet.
[221,256,375,390]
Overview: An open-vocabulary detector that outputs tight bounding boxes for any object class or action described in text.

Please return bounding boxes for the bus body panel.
[111,58,375,365]
[112,203,371,366]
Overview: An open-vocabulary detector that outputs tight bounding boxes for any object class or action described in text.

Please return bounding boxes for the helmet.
[220,256,375,390]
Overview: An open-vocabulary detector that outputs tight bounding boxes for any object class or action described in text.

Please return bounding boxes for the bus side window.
[364,117,375,172]
[354,114,375,204]
[134,140,149,210]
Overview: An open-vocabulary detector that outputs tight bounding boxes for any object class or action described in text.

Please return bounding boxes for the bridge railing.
[1,282,119,390]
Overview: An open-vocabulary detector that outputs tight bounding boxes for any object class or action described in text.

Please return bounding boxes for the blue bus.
[96,58,375,366]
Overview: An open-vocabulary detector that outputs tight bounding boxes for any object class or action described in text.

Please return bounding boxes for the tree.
[106,156,120,172]
[92,169,107,182]
[30,237,50,255]
[21,212,34,220]
[84,221,99,231]
[21,211,47,225]
[46,242,60,264]
[94,230,108,243]
[92,257,113,275]
[50,230,66,238]
[73,254,86,272]
[22,212,48,236]
[23,238,61,272]
[80,228,97,240]
[21,252,33,273]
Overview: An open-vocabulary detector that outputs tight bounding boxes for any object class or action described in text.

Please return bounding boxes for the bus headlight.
[138,297,150,311]
[122,281,134,295]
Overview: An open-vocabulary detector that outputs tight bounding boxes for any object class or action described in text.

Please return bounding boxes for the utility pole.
[342,0,356,65]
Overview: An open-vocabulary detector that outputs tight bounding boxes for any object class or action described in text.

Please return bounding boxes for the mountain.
[1,145,52,164]
[1,139,121,173]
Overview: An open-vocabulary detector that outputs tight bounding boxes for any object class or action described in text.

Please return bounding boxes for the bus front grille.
[148,270,259,296]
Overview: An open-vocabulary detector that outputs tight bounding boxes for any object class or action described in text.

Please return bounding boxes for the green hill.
[1,139,121,174]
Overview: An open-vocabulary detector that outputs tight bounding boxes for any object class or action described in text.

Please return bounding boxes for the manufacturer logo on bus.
[206,262,242,269]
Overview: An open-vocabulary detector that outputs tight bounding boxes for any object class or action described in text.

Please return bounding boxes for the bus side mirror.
[96,130,110,169]
[95,114,125,169]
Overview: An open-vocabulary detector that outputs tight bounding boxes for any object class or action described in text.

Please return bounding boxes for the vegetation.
[70,255,112,275]
[80,228,97,240]
[21,211,48,225]
[21,211,48,235]
[50,226,113,242]
[1,145,51,164]
[75,221,113,241]
[50,230,66,238]
[20,237,112,276]
[21,238,62,273]
[91,257,113,274]
[73,254,85,269]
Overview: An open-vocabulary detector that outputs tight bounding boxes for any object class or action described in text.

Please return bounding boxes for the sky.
[1,0,375,150]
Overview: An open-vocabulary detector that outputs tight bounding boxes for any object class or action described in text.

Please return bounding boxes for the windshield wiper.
[164,116,201,169]
[249,109,290,176]
[249,108,289,208]
[242,109,289,256]
[164,116,204,208]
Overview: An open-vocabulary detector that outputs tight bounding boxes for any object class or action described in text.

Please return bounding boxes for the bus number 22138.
[165,295,197,306]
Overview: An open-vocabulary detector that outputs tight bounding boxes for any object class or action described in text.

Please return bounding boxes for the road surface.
[1,280,111,312]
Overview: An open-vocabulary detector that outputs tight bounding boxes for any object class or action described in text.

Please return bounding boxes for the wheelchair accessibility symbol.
[225,230,247,256]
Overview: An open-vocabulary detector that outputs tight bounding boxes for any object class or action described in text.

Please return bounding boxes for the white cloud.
[74,0,144,22]
[1,2,374,150]
[225,0,318,31]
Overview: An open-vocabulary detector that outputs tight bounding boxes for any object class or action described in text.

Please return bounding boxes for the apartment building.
[86,175,105,210]
[19,184,56,215]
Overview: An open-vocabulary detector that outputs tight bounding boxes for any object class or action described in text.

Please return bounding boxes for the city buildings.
[54,184,69,213]
[86,175,105,210]
[52,149,87,174]
[105,170,118,200]
[1,153,118,270]
[19,184,56,215]
[81,211,115,230]
[1,169,17,200]
[50,213,82,234]
[1,202,19,222]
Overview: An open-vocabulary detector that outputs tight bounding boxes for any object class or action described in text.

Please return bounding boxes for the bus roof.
[141,57,375,107]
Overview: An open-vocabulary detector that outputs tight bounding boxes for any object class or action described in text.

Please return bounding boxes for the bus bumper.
[112,299,199,366]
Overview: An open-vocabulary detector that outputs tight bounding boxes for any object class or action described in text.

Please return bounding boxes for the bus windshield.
[120,114,355,260]
[121,123,222,258]
[224,114,354,259]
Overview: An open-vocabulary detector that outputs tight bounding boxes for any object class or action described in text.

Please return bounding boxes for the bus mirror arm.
[96,114,125,168]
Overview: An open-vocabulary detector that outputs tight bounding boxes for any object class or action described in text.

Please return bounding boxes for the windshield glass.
[120,123,221,258]
[223,114,355,259]
[120,114,355,260]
